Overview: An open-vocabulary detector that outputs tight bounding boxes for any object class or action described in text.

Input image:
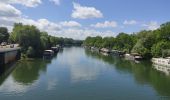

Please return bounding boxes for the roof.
[131,53,141,56]
[135,56,143,59]
[44,50,53,52]
[51,47,59,49]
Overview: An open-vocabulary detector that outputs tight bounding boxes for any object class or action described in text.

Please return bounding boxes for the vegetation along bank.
[83,22,170,59]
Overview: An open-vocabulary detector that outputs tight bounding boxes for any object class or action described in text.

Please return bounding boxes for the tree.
[64,38,74,45]
[114,33,135,52]
[26,46,35,58]
[9,23,41,57]
[94,36,102,48]
[159,22,170,41]
[151,41,170,57]
[40,32,50,49]
[9,23,23,43]
[102,37,115,49]
[83,21,170,58]
[131,40,150,58]
[84,36,95,46]
[0,27,9,43]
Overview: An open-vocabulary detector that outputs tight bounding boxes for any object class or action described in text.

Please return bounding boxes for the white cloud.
[0,3,21,17]
[57,28,116,39]
[123,20,137,25]
[49,0,60,5]
[0,16,61,34]
[142,21,160,30]
[0,0,42,7]
[47,79,58,90]
[0,76,39,94]
[60,21,81,27]
[21,18,61,35]
[91,21,117,28]
[0,1,115,40]
[72,2,103,19]
[0,14,117,39]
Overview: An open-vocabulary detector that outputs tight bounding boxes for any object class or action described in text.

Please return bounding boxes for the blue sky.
[0,0,170,39]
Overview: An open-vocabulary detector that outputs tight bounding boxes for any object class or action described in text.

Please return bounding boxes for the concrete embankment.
[0,47,21,66]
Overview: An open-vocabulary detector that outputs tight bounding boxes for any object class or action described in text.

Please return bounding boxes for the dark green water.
[0,47,170,100]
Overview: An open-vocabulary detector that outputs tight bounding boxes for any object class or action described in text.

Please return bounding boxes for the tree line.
[0,23,83,58]
[84,22,170,58]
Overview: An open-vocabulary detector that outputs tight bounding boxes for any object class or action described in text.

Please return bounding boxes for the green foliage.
[159,22,170,41]
[9,23,42,57]
[84,21,170,58]
[4,21,170,58]
[114,33,136,52]
[102,37,115,48]
[40,32,50,50]
[84,33,136,53]
[26,46,35,58]
[131,40,150,58]
[0,27,9,43]
[0,33,5,42]
[8,23,82,58]
[9,23,23,43]
[151,41,170,57]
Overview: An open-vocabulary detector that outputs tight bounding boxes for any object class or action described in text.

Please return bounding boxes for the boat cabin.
[43,50,54,58]
[51,47,59,53]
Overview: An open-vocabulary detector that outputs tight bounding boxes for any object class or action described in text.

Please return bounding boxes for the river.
[0,47,170,100]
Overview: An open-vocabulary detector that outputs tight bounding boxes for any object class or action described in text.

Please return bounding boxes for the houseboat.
[51,47,59,53]
[152,57,170,67]
[91,47,99,52]
[125,53,143,61]
[100,48,111,53]
[111,50,125,56]
[43,50,54,59]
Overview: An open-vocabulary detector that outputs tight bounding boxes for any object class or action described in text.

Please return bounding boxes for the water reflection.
[0,47,170,99]
[0,58,52,95]
[57,47,102,83]
[85,49,170,97]
[153,64,170,75]
[0,63,17,86]
[12,60,50,85]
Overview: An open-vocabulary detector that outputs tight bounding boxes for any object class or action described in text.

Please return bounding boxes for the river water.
[0,47,170,100]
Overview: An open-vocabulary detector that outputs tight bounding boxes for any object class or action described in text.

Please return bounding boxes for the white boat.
[100,48,111,53]
[152,57,170,67]
[51,47,59,53]
[43,50,54,59]
[91,47,99,52]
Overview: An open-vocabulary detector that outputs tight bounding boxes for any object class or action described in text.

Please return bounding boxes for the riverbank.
[84,46,143,61]
[85,46,170,64]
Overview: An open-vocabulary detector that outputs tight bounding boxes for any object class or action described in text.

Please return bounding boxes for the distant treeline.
[84,22,170,58]
[0,23,83,58]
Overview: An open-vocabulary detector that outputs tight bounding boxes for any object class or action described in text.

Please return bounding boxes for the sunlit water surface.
[0,47,170,100]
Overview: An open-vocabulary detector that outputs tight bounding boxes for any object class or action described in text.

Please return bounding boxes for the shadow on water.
[0,63,17,86]
[12,59,50,85]
[85,49,170,97]
[0,54,57,86]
